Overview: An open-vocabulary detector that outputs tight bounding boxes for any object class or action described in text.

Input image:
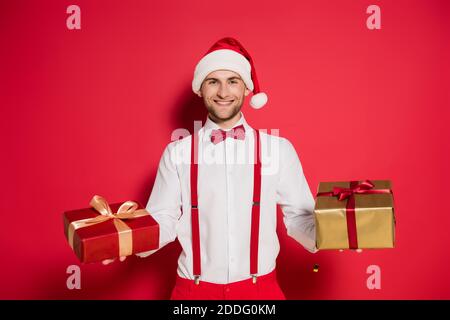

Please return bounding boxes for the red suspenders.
[190,129,261,285]
[190,131,201,284]
[250,129,261,284]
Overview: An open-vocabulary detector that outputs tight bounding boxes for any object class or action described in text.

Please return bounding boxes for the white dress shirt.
[139,112,317,284]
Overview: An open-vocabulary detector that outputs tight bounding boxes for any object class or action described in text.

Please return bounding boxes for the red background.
[1,0,449,299]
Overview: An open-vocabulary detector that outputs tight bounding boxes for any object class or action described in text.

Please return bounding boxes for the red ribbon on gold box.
[315,180,395,250]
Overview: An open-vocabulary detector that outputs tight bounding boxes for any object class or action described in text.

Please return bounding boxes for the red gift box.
[63,195,159,263]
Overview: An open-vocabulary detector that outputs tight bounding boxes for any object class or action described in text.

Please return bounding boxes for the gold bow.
[68,195,149,257]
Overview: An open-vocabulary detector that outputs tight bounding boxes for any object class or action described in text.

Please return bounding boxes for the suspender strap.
[190,129,262,284]
[250,130,261,278]
[190,133,201,280]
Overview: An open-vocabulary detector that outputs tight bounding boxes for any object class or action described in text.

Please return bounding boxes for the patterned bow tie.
[210,124,246,144]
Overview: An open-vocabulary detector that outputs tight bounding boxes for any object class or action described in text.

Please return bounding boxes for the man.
[105,37,318,300]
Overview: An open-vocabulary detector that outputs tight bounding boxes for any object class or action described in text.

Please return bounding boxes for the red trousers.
[170,270,286,300]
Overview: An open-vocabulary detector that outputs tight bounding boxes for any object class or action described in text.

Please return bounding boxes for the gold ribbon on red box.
[67,195,150,257]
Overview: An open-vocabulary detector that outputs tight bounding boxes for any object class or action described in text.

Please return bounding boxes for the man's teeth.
[216,100,233,105]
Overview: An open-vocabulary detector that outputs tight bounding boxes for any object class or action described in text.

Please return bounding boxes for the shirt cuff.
[287,224,318,253]
[135,248,159,258]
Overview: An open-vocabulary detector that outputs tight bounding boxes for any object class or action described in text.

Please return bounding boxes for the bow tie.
[210,124,246,144]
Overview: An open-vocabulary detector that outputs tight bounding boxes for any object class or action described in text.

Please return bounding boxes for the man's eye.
[208,81,216,85]
[229,80,238,84]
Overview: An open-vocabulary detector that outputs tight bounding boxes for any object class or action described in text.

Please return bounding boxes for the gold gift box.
[314,180,395,250]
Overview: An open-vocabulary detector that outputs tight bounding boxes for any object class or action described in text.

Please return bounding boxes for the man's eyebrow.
[204,76,242,81]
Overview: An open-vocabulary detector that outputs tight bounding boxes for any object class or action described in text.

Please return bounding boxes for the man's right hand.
[102,256,127,265]
[339,249,363,253]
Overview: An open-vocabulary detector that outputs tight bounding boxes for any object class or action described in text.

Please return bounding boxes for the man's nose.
[217,83,230,98]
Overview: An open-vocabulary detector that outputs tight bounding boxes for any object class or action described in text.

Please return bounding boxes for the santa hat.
[192,37,268,109]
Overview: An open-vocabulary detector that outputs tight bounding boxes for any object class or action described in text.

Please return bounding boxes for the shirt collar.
[202,112,253,142]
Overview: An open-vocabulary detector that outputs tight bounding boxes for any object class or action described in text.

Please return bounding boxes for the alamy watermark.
[66,265,81,290]
[169,121,281,175]
[366,264,381,290]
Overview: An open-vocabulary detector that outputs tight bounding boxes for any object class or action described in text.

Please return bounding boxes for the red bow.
[332,180,376,201]
[210,124,246,144]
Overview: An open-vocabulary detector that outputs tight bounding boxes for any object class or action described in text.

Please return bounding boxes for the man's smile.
[214,99,234,106]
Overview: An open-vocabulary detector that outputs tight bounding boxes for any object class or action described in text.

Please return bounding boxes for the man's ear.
[196,90,202,98]
[244,88,251,97]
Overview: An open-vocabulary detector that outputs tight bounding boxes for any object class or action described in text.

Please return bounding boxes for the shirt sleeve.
[276,138,318,253]
[136,142,182,258]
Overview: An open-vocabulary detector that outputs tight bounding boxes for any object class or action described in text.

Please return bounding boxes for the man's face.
[197,70,250,122]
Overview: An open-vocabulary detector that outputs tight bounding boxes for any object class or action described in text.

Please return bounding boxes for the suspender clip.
[252,274,258,284]
[252,202,260,206]
[194,275,200,285]
[191,205,198,209]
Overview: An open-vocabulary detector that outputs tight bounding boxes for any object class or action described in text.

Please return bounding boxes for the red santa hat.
[192,37,268,109]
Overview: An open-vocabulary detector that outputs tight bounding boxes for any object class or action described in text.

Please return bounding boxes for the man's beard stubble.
[204,97,244,123]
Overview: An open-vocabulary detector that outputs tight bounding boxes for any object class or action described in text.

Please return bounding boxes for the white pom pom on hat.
[250,92,268,109]
[192,37,268,109]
